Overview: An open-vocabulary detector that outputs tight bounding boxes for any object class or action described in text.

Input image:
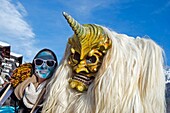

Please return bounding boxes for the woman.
[14,48,58,113]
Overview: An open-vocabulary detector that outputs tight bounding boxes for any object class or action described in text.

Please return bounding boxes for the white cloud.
[0,0,37,62]
[15,1,28,16]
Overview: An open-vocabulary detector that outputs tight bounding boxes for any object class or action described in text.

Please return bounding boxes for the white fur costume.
[42,24,166,113]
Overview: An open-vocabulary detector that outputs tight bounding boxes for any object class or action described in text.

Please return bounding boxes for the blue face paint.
[34,51,56,79]
[35,64,54,79]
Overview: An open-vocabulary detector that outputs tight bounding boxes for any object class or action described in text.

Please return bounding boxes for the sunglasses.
[34,58,56,67]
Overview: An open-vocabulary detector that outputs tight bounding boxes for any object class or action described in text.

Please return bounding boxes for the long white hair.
[42,26,166,113]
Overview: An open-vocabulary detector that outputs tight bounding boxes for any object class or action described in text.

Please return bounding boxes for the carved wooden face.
[62,12,112,92]
[68,47,106,92]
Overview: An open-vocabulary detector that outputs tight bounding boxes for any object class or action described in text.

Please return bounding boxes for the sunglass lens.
[47,60,55,67]
[35,59,43,66]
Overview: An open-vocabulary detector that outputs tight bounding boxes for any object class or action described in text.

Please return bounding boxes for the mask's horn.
[62,12,86,38]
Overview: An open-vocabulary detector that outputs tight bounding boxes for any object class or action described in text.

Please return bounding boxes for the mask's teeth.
[72,74,94,86]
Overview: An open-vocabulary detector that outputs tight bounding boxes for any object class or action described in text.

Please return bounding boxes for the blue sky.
[0,0,170,66]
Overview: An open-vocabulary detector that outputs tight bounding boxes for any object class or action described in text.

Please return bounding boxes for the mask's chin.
[69,74,95,92]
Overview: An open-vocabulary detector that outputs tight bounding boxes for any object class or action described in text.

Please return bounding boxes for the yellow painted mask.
[63,12,112,92]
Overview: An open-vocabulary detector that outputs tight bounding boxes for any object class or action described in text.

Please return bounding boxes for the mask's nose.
[75,60,89,73]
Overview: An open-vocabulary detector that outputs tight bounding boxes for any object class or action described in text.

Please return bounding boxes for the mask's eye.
[73,51,80,61]
[68,51,80,66]
[86,56,97,64]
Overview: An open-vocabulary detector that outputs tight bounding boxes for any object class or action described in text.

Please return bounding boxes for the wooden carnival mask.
[63,12,112,92]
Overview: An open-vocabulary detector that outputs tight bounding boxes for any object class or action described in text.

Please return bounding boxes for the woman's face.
[34,51,56,79]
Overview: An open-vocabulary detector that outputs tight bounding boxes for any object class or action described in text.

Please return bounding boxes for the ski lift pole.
[0,83,13,106]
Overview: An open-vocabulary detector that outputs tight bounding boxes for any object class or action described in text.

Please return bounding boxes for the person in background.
[14,48,58,113]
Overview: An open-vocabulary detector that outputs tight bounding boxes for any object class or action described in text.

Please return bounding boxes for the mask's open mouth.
[69,74,95,92]
[73,74,94,86]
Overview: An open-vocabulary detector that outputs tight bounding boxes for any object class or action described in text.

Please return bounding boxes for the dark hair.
[32,48,58,73]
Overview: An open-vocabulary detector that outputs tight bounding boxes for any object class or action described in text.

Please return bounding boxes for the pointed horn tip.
[62,12,69,18]
[62,12,66,16]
